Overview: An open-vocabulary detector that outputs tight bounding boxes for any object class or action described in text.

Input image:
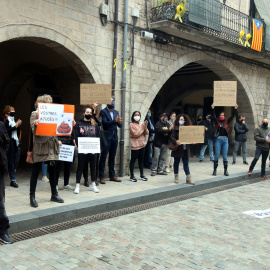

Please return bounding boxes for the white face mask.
[179,120,185,126]
[134,116,140,122]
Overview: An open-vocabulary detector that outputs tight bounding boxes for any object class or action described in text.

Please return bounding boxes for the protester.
[129,111,149,182]
[151,113,173,176]
[1,106,22,188]
[74,106,101,194]
[0,121,14,244]
[170,114,195,185]
[99,98,122,184]
[232,115,249,165]
[164,112,176,173]
[248,119,270,179]
[211,104,238,176]
[144,109,155,169]
[41,162,49,182]
[199,114,215,162]
[29,94,64,208]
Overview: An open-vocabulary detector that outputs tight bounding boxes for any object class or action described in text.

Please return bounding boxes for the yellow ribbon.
[239,30,245,44]
[245,33,251,47]
[123,61,127,71]
[174,4,184,23]
[113,58,117,68]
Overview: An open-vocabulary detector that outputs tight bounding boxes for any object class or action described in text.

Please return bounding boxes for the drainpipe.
[119,0,128,177]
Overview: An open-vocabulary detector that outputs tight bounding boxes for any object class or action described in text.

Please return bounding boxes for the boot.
[30,195,38,208]
[186,174,195,185]
[213,161,218,176]
[174,174,179,184]
[223,161,229,176]
[74,183,80,194]
[51,192,64,203]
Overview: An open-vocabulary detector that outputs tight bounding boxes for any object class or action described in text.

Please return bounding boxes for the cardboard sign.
[214,81,237,106]
[36,103,74,136]
[179,126,205,144]
[59,145,75,162]
[78,137,100,154]
[80,84,112,105]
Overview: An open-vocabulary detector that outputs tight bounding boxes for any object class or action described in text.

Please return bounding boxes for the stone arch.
[0,23,102,84]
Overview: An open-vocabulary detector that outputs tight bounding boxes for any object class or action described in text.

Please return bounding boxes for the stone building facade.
[0,0,269,176]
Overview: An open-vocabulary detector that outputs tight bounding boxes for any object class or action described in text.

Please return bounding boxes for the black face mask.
[263,122,268,128]
[85,114,92,120]
[9,112,15,117]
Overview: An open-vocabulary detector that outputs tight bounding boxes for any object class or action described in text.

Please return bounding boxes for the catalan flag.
[251,19,263,52]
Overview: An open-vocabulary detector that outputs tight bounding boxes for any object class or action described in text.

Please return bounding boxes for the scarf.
[8,116,19,146]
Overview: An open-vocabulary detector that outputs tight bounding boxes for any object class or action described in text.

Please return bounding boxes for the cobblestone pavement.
[1,180,270,269]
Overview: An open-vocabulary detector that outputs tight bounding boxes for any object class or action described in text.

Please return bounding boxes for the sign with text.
[179,126,205,144]
[59,145,75,162]
[214,81,237,106]
[78,137,100,154]
[80,84,112,105]
[36,103,75,136]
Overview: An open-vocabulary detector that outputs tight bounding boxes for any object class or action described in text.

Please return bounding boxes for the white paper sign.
[243,209,270,219]
[58,145,75,162]
[39,103,64,124]
[78,137,100,154]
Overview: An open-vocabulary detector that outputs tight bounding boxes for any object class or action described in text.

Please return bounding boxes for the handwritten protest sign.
[36,103,74,136]
[179,126,205,144]
[80,84,112,105]
[214,81,237,106]
[78,137,100,154]
[59,145,75,162]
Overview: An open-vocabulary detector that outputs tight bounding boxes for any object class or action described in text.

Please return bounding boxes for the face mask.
[219,116,225,121]
[9,112,15,117]
[263,122,268,128]
[147,113,151,117]
[134,116,140,122]
[85,114,92,120]
[179,120,185,126]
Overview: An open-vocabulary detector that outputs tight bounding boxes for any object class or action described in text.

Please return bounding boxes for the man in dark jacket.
[233,115,249,165]
[248,119,270,179]
[0,121,14,244]
[144,110,155,169]
[199,114,215,162]
[151,113,173,176]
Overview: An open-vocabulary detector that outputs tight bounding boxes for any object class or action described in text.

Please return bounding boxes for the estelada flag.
[251,19,263,52]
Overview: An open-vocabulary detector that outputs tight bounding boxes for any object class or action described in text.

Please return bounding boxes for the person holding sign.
[129,111,149,182]
[74,106,101,194]
[170,114,195,185]
[211,103,238,176]
[29,95,64,208]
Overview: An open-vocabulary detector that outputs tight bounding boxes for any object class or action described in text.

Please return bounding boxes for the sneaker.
[199,160,203,163]
[243,161,249,165]
[90,182,99,193]
[42,176,49,183]
[64,185,75,191]
[0,234,14,244]
[84,180,90,187]
[157,171,167,175]
[139,176,148,181]
[10,181,18,188]
[151,171,156,176]
[130,176,137,182]
[248,170,252,176]
[165,167,171,173]
[261,175,270,180]
[232,161,236,164]
[74,184,80,194]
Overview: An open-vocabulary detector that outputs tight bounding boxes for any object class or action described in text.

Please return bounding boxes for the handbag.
[26,127,34,164]
[168,140,179,151]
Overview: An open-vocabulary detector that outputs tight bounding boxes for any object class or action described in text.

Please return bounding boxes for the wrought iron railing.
[151,0,267,52]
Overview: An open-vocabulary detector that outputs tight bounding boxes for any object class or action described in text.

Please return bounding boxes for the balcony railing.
[151,0,267,52]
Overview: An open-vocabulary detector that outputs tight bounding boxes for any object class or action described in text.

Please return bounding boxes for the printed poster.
[58,145,75,162]
[78,137,100,154]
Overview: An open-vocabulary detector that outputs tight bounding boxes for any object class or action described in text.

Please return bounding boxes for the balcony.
[150,0,270,65]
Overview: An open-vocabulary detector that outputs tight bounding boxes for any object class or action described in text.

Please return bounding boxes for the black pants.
[76,154,97,183]
[30,161,57,196]
[83,153,100,181]
[130,147,145,177]
[0,166,9,234]
[56,161,72,186]
[249,147,269,176]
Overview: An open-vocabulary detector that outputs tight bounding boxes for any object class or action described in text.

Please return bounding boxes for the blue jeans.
[199,139,214,161]
[233,141,247,162]
[173,150,190,175]
[214,137,229,162]
[144,141,153,167]
[42,162,48,177]
[7,139,16,181]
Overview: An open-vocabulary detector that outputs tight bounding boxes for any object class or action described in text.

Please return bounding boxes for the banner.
[59,145,75,162]
[80,84,112,105]
[78,137,100,154]
[36,103,74,136]
[179,126,205,144]
[214,81,237,106]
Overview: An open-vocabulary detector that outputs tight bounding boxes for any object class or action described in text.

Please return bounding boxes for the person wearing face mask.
[151,113,173,176]
[129,111,149,182]
[232,115,249,165]
[199,114,215,163]
[170,114,195,185]
[144,109,155,169]
[248,119,270,180]
[211,103,238,176]
[99,98,123,184]
[74,107,101,194]
[1,106,22,188]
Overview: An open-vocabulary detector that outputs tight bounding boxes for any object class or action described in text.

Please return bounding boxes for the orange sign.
[36,103,75,136]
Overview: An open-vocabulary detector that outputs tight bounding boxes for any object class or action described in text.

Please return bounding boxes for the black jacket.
[58,133,74,146]
[154,120,171,148]
[0,122,10,173]
[199,119,215,144]
[234,121,249,142]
